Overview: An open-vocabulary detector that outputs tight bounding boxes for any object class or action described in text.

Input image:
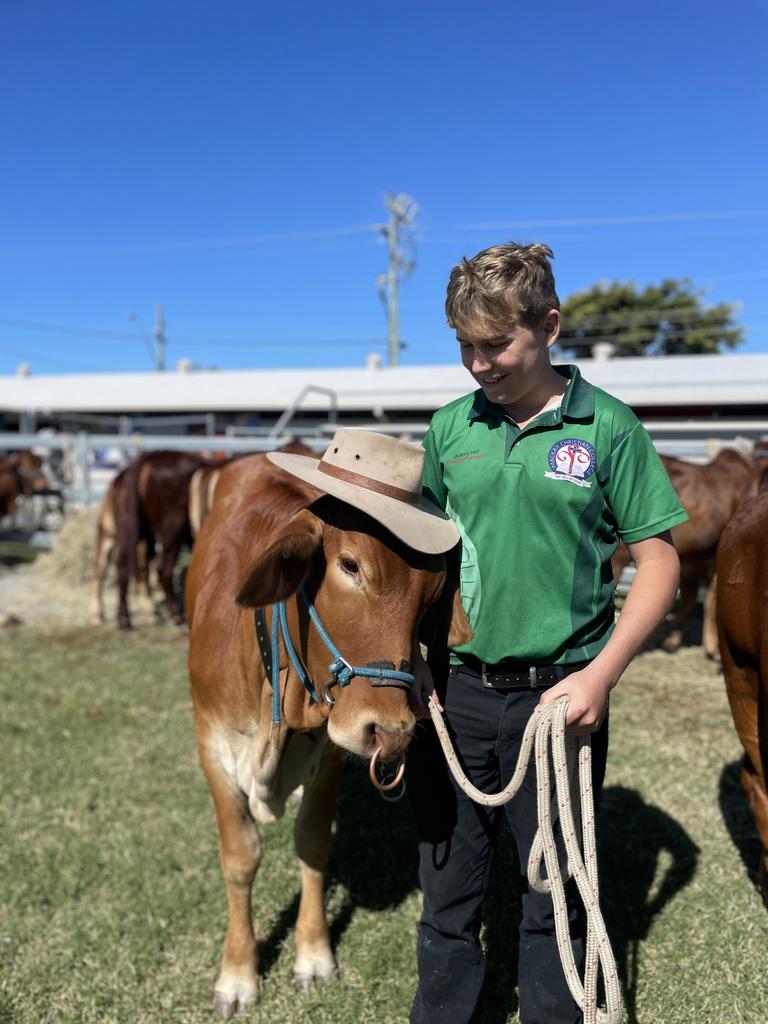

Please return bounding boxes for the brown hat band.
[318,460,421,505]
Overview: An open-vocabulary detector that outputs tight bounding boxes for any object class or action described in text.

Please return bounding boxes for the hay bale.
[33,505,103,588]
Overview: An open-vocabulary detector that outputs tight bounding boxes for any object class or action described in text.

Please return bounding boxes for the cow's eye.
[340,556,359,575]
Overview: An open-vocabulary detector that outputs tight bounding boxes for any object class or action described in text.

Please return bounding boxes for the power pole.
[377,193,419,367]
[154,303,166,371]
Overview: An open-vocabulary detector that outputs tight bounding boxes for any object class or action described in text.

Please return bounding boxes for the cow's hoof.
[293,953,336,990]
[293,968,336,991]
[661,635,681,653]
[213,984,258,1017]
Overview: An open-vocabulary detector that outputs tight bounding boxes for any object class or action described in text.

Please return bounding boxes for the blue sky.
[1,0,766,374]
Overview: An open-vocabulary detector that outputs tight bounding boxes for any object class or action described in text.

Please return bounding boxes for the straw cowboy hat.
[268,428,459,554]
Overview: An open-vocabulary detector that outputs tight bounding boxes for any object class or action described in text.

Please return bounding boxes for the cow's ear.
[446,580,473,649]
[420,544,473,675]
[236,509,323,607]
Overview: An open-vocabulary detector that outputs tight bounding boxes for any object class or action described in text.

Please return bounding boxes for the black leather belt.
[456,656,590,692]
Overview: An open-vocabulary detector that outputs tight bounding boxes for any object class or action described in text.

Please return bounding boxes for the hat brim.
[267,451,459,555]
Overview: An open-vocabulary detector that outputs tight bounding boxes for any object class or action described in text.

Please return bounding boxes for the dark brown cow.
[716,489,768,905]
[613,449,757,658]
[90,470,159,624]
[0,451,47,519]
[114,451,206,629]
[186,452,468,1015]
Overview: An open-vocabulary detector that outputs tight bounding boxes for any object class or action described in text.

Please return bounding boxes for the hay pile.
[32,505,104,587]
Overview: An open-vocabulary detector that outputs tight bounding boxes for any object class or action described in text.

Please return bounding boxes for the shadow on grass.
[258,760,420,979]
[474,786,699,1024]
[719,758,762,892]
[598,785,699,1024]
[258,776,699,1023]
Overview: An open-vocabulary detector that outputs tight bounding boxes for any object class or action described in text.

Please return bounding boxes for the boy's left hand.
[538,666,612,735]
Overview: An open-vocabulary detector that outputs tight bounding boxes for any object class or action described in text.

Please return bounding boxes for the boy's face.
[457,310,560,408]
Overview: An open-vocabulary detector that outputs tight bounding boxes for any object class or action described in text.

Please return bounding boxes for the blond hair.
[445,242,559,336]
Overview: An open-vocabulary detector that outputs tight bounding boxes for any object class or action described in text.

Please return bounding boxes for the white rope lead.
[428,694,623,1024]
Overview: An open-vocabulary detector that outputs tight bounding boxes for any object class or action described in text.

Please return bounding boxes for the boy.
[408,243,686,1024]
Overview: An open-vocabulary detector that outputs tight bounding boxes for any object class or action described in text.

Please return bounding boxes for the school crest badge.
[545,439,596,488]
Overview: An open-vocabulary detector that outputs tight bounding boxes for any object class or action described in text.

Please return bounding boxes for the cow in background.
[90,470,158,625]
[188,463,222,539]
[612,448,758,659]
[189,442,312,539]
[0,451,48,520]
[717,487,768,905]
[114,451,206,629]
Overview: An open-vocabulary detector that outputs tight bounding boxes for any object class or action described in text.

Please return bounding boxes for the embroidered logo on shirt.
[446,449,485,464]
[545,439,596,488]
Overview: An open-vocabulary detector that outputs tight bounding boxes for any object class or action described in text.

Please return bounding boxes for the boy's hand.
[538,666,612,735]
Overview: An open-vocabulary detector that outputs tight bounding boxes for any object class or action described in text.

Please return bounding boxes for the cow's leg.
[661,567,699,652]
[135,539,160,621]
[722,641,768,903]
[198,737,262,1016]
[293,743,345,988]
[739,760,768,907]
[90,528,114,624]
[702,575,720,662]
[158,537,184,624]
[115,541,132,630]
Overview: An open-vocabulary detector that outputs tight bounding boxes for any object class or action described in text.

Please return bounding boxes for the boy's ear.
[543,308,561,348]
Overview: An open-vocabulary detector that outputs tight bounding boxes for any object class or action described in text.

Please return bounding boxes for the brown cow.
[716,488,768,905]
[114,450,206,629]
[186,437,467,1015]
[90,470,159,625]
[613,449,757,658]
[0,451,47,519]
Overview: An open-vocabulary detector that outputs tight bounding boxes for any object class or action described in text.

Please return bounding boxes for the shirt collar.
[468,364,595,423]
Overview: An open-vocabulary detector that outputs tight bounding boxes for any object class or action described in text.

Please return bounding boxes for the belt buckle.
[529,666,537,689]
[481,662,490,688]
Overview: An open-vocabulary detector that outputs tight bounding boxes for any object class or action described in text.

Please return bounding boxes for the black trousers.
[407,665,609,1024]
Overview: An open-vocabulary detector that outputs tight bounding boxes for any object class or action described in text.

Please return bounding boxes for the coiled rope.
[427,694,623,1024]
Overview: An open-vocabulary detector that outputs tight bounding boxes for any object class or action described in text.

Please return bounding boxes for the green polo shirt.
[422,365,688,666]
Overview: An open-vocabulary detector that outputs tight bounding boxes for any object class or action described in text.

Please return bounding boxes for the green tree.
[558,279,744,357]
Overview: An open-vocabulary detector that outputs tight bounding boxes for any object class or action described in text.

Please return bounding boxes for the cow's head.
[8,452,47,496]
[236,496,471,761]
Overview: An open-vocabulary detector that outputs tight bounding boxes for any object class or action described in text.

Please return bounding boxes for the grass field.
[1,623,767,1024]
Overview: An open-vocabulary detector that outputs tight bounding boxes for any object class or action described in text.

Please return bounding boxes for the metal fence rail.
[2,418,767,512]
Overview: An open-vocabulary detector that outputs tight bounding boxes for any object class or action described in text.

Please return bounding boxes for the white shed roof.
[1,353,767,414]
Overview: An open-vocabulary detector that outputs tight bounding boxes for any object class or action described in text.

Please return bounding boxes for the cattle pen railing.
[1,418,767,512]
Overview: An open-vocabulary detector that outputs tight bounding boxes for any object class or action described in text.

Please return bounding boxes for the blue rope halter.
[268,584,416,724]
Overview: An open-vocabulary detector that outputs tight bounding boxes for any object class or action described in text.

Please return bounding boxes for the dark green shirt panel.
[421,427,447,512]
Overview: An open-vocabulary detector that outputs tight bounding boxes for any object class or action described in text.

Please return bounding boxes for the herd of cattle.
[3,437,768,1008]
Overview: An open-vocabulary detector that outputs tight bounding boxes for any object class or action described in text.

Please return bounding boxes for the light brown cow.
[186,451,468,1015]
[188,463,223,539]
[716,488,768,905]
[613,449,757,658]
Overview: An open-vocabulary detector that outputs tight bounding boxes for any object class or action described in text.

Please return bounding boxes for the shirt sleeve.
[606,422,688,544]
[421,425,447,512]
